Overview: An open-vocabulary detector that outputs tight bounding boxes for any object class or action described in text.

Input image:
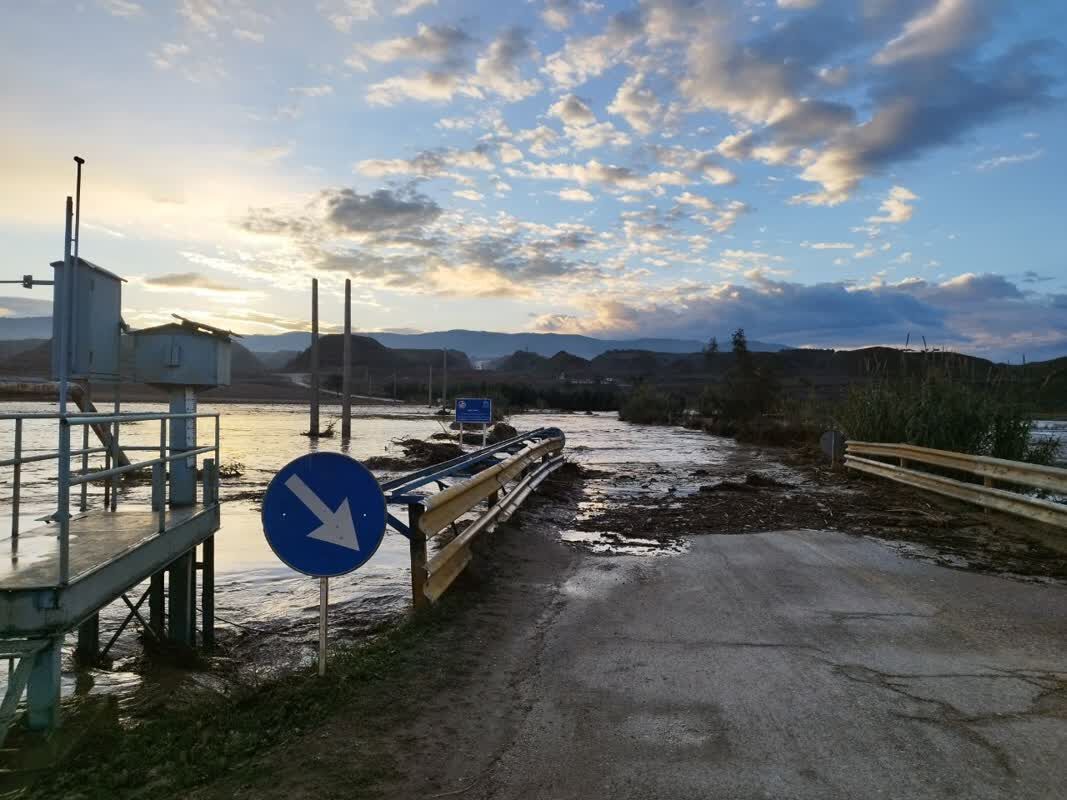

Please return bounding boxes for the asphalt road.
[484,530,1067,799]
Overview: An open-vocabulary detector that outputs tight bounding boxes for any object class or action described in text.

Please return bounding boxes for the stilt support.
[26,638,62,731]
[168,552,195,647]
[74,613,100,667]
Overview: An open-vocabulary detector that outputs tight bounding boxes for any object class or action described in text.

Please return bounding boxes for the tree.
[731,328,748,356]
[707,336,719,353]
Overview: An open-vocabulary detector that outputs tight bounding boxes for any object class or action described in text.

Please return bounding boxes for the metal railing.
[1,411,221,584]
[384,427,566,607]
[845,440,1067,529]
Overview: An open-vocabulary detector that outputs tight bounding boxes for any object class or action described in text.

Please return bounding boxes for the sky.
[1,0,1065,361]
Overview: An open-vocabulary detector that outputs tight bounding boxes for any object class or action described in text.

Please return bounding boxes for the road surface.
[212,515,1067,799]
[476,530,1066,799]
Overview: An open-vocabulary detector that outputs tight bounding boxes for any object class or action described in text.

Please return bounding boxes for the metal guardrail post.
[408,503,428,611]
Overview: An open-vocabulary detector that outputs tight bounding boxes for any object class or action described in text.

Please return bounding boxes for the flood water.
[0,403,1062,713]
[0,401,735,714]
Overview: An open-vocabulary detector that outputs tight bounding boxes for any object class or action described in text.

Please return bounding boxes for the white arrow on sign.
[284,474,360,552]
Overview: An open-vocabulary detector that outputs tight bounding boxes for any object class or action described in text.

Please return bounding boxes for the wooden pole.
[442,348,447,409]
[342,279,351,439]
[428,364,433,407]
[310,278,320,436]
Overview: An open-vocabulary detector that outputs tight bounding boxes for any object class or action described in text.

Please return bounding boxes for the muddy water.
[0,402,737,713]
[2,402,1060,712]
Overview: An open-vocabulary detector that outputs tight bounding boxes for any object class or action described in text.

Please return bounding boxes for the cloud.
[453,189,484,201]
[873,0,988,66]
[362,24,474,67]
[394,0,436,15]
[518,158,690,193]
[558,187,595,202]
[290,85,333,97]
[802,241,854,250]
[549,94,596,126]
[366,71,480,105]
[233,28,265,43]
[355,145,495,180]
[529,270,1067,359]
[470,27,542,101]
[140,272,252,293]
[542,0,576,31]
[98,0,143,17]
[792,42,1056,204]
[976,149,1044,171]
[0,295,52,318]
[320,0,377,33]
[867,186,919,224]
[541,9,642,88]
[674,191,715,210]
[652,145,737,186]
[232,187,599,299]
[150,42,190,69]
[607,71,662,135]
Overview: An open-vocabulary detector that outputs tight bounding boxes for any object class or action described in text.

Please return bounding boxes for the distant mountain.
[281,334,471,372]
[0,316,53,340]
[0,338,268,379]
[240,329,789,359]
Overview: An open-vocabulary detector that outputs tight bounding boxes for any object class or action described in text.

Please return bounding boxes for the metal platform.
[1,408,222,735]
[0,505,218,635]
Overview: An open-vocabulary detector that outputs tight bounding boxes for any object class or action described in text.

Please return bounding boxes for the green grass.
[13,598,471,800]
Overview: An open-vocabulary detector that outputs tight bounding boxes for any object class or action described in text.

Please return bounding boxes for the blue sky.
[1,0,1065,360]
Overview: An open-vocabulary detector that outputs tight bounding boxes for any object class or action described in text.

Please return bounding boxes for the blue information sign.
[261,452,387,577]
[455,397,492,424]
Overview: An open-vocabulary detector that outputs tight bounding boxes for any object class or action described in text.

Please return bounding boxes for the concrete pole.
[428,364,433,407]
[442,348,448,410]
[341,279,351,439]
[310,278,320,436]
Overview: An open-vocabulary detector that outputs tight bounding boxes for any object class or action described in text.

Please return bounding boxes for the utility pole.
[393,371,397,400]
[309,278,320,436]
[428,364,433,407]
[341,279,351,439]
[442,348,448,410]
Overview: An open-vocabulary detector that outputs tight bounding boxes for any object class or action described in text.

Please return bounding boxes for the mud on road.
[568,444,1067,583]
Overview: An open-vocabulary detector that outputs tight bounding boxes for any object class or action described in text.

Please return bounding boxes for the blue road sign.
[456,397,492,424]
[261,452,387,577]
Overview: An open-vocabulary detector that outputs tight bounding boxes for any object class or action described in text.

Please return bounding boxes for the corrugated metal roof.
[49,257,127,283]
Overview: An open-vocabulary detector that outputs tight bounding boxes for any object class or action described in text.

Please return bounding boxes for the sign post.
[455,398,493,447]
[261,452,387,676]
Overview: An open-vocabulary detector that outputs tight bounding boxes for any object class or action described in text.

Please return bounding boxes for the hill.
[0,316,53,340]
[238,328,789,359]
[281,334,472,372]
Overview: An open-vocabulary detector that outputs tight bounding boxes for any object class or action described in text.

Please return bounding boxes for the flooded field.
[0,401,735,713]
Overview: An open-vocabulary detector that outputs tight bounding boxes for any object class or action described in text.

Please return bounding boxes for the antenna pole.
[73,157,84,263]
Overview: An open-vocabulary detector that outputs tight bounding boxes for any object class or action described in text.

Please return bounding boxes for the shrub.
[619,385,673,424]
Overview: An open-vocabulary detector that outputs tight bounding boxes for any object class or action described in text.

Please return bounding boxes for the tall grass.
[835,371,1059,464]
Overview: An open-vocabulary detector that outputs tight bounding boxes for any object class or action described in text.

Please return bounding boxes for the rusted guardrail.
[845,440,1067,529]
[396,432,566,607]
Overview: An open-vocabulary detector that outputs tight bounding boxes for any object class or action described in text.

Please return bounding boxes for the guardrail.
[384,427,566,608]
[1,410,221,583]
[845,440,1067,529]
